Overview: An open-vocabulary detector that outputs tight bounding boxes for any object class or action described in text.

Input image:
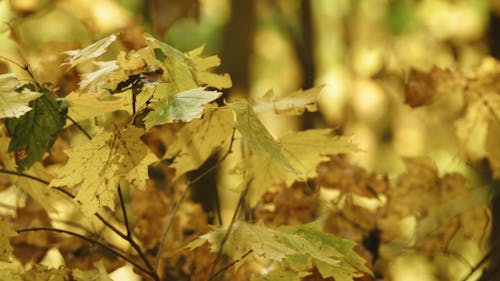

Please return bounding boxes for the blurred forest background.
[1,0,500,280]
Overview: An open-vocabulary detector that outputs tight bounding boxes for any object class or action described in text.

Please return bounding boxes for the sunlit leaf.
[0,73,42,119]
[252,86,323,115]
[164,108,234,180]
[186,45,232,89]
[191,221,371,280]
[49,126,158,216]
[65,91,128,125]
[5,86,67,171]
[62,34,117,68]
[144,87,221,129]
[0,220,17,262]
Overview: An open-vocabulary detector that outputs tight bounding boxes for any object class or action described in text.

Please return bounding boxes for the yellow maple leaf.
[186,45,232,89]
[164,108,234,180]
[49,126,158,215]
[65,91,128,126]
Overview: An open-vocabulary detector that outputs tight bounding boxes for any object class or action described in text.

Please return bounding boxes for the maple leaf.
[145,35,198,95]
[236,128,358,205]
[22,264,68,281]
[65,91,128,125]
[164,108,235,180]
[0,220,17,262]
[229,101,296,173]
[189,221,371,280]
[279,129,359,184]
[186,45,232,89]
[252,86,323,115]
[0,73,42,119]
[62,34,117,68]
[49,126,158,215]
[144,87,221,129]
[5,86,68,171]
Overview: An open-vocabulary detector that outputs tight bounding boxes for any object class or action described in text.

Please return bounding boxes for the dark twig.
[118,184,158,279]
[207,182,250,281]
[16,227,151,277]
[0,169,49,185]
[208,250,253,281]
[67,115,92,140]
[153,127,236,271]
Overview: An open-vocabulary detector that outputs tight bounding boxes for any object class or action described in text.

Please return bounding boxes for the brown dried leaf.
[404,66,465,107]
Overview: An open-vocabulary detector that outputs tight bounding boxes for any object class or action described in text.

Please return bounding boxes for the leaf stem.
[16,226,152,277]
[67,115,92,140]
[208,250,253,281]
[207,182,250,281]
[0,169,50,185]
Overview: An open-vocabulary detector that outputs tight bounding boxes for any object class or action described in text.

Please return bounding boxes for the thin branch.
[67,115,92,140]
[16,226,152,277]
[118,184,158,278]
[208,250,253,281]
[153,127,236,271]
[207,182,250,281]
[461,240,500,281]
[154,183,189,271]
[0,169,49,185]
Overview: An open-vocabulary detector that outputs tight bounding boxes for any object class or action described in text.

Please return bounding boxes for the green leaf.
[5,86,67,171]
[145,87,221,129]
[251,268,306,281]
[191,221,371,281]
[229,101,296,174]
[164,108,235,180]
[0,73,42,119]
[154,48,166,62]
[0,220,17,262]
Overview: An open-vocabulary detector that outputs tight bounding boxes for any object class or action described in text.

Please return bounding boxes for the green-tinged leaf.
[5,87,67,171]
[186,45,232,89]
[164,108,234,180]
[49,126,158,216]
[229,101,297,174]
[279,129,359,184]
[0,220,17,262]
[145,35,198,95]
[252,86,323,115]
[73,260,112,281]
[154,48,166,61]
[65,91,128,126]
[191,221,371,281]
[0,73,42,119]
[62,34,117,68]
[145,87,221,129]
